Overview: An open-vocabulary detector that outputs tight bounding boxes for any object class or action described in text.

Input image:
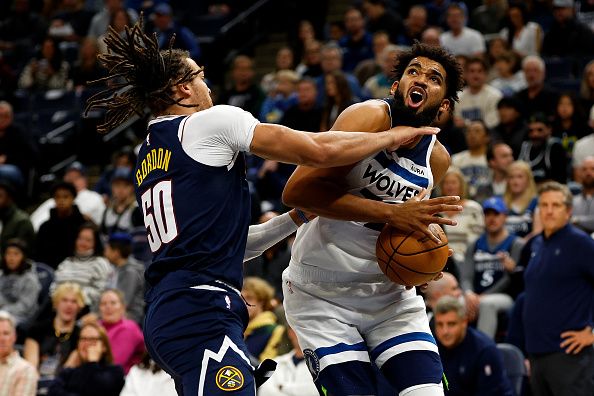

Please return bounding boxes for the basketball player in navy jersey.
[85,22,463,396]
[282,43,465,396]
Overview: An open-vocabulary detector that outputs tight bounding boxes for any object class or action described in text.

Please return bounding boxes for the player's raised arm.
[250,116,440,169]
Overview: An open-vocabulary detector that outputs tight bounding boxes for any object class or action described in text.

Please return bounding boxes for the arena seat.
[496,343,526,396]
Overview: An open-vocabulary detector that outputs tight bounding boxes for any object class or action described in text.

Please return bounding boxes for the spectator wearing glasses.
[49,322,125,396]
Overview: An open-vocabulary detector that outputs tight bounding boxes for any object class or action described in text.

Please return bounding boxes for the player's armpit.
[429,141,451,186]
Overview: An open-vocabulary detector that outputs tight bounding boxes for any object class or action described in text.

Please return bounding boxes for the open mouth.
[406,87,426,109]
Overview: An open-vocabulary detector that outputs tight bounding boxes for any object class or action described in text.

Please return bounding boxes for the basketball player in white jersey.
[282,43,465,396]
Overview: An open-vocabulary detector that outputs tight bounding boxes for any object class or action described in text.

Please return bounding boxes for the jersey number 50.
[141,180,179,252]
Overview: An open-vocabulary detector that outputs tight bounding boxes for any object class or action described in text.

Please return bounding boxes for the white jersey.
[290,99,437,276]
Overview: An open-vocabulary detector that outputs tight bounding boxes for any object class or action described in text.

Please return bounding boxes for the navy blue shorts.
[144,283,256,396]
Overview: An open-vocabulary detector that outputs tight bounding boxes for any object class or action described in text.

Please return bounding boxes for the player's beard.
[392,88,441,128]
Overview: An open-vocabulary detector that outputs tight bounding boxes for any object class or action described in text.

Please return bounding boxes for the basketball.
[376,224,449,287]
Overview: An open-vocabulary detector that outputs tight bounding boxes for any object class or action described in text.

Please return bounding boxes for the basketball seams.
[394,243,448,256]
[378,233,399,271]
[393,229,415,253]
[376,224,447,287]
[392,259,441,275]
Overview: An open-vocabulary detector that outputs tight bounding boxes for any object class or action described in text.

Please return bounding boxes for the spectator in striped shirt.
[50,223,113,312]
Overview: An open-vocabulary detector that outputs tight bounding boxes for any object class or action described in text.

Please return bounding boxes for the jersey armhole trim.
[178,115,191,143]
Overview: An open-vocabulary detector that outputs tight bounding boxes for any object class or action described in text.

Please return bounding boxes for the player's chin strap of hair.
[295,209,310,224]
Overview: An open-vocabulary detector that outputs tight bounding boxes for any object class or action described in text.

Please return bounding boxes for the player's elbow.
[282,175,312,208]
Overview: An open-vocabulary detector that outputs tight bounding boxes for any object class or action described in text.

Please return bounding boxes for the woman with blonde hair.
[24,282,85,392]
[439,167,485,266]
[48,322,125,396]
[503,160,541,239]
[242,276,285,365]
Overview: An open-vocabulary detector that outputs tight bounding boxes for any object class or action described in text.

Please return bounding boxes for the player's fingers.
[427,216,458,227]
[419,283,430,291]
[426,195,460,204]
[417,189,429,200]
[415,127,441,136]
[425,204,463,215]
[419,225,441,244]
[448,248,454,257]
[433,272,444,281]
[560,331,575,339]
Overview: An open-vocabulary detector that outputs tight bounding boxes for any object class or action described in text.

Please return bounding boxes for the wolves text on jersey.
[362,163,421,202]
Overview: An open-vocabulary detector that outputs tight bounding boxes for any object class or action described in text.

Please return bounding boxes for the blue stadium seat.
[30,89,78,113]
[497,343,526,396]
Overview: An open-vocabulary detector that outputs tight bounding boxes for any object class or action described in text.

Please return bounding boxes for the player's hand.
[388,189,462,243]
[560,326,594,354]
[414,272,444,291]
[386,126,440,151]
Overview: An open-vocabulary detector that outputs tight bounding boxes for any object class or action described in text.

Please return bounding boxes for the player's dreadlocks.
[85,17,202,133]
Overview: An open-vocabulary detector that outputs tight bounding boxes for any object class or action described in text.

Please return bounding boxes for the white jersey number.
[141,180,179,252]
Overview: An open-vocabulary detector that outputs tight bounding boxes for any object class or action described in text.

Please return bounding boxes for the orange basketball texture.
[376,224,449,287]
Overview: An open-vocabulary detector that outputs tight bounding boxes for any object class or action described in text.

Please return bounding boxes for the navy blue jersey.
[472,234,516,294]
[135,115,251,292]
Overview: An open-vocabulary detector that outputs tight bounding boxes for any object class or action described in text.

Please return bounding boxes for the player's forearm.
[243,212,298,262]
[283,178,392,223]
[306,130,396,168]
[252,124,396,168]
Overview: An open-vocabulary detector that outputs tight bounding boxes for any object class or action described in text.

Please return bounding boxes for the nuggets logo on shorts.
[215,365,244,391]
[303,349,320,381]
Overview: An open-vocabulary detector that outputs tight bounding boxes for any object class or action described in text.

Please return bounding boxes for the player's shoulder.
[190,104,243,118]
[334,100,391,132]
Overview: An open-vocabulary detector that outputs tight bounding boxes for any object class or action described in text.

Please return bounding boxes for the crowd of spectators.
[1,0,594,395]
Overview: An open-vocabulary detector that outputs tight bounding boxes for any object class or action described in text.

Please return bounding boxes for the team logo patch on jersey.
[303,349,320,381]
[215,365,244,391]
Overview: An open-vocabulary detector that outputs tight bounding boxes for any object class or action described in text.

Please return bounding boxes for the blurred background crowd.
[1,0,594,395]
